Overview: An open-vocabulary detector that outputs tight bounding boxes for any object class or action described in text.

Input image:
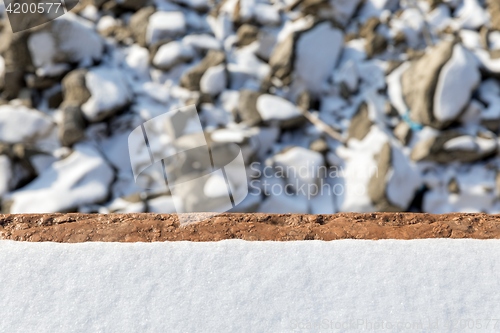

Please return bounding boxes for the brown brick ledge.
[0,213,499,242]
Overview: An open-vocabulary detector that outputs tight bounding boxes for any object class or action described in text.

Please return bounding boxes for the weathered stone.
[236,24,259,47]
[488,0,500,31]
[61,69,91,109]
[359,18,380,39]
[366,33,388,58]
[0,31,33,100]
[448,178,460,194]
[367,142,401,212]
[401,40,455,128]
[309,138,328,153]
[348,103,372,141]
[393,122,412,145]
[268,31,295,86]
[129,7,155,47]
[59,105,87,147]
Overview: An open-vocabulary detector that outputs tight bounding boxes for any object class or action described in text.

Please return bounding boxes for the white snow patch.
[386,146,422,209]
[152,41,194,70]
[0,105,54,143]
[200,64,226,96]
[433,45,480,123]
[256,94,302,121]
[294,22,343,94]
[7,144,114,213]
[0,155,11,196]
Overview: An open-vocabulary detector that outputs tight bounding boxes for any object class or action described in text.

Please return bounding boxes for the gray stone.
[59,105,87,147]
[367,142,401,212]
[61,69,91,109]
[129,7,155,47]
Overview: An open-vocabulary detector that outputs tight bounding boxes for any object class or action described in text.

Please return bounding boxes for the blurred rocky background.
[0,0,500,214]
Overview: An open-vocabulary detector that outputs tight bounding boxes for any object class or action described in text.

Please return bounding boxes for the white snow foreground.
[0,239,500,332]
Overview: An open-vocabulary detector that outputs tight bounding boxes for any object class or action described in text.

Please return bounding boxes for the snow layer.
[0,239,500,332]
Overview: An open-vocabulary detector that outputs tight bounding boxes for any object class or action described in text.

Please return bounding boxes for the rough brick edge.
[0,213,499,242]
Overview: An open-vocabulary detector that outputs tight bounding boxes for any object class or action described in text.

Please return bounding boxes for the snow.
[258,191,309,213]
[387,62,410,116]
[454,0,489,30]
[82,67,133,122]
[52,13,104,66]
[6,144,114,213]
[0,155,11,196]
[444,136,477,151]
[256,94,302,121]
[152,41,194,70]
[330,0,364,24]
[386,146,422,209]
[490,32,500,51]
[146,11,187,45]
[428,4,452,31]
[0,105,54,143]
[182,34,221,51]
[294,22,344,94]
[433,45,480,123]
[273,146,324,188]
[200,64,226,95]
[337,126,388,212]
[1,239,500,332]
[459,29,482,50]
[423,164,497,213]
[253,4,280,26]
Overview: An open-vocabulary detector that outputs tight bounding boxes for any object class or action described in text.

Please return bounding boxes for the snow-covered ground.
[1,239,500,332]
[1,1,500,214]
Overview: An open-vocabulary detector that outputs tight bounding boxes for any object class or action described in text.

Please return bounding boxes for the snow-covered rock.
[82,67,133,122]
[146,11,187,45]
[200,64,227,96]
[6,144,114,213]
[28,13,104,72]
[258,192,309,214]
[256,95,302,122]
[0,105,54,143]
[152,41,195,70]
